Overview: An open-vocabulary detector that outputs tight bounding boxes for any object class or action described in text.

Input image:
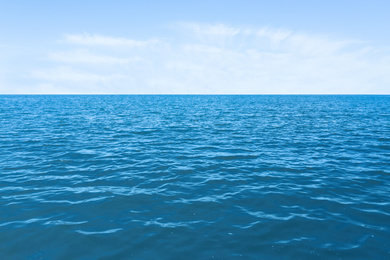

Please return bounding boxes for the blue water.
[0,95,389,259]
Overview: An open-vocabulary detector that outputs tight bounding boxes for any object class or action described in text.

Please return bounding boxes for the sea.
[0,95,389,259]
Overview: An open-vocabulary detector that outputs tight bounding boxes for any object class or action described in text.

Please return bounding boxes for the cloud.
[11,23,390,94]
[178,23,241,46]
[47,50,144,65]
[179,23,355,55]
[62,33,159,47]
[31,67,124,82]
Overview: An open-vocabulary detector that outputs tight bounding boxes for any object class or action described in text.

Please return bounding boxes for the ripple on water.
[1,95,390,259]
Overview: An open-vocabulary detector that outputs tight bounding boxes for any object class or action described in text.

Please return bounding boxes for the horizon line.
[0,93,389,96]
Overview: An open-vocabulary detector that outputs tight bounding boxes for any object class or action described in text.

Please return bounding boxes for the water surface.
[0,95,389,259]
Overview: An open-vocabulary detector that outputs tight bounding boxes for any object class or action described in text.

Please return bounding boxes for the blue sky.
[1,0,390,94]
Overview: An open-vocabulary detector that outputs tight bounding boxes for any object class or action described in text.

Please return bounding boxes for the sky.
[1,0,390,94]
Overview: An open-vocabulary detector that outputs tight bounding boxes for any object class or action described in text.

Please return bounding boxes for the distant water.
[1,95,389,259]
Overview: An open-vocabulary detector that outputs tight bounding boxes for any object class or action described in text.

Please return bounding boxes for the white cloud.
[48,50,144,65]
[181,23,240,41]
[62,33,159,47]
[31,67,124,82]
[14,23,390,94]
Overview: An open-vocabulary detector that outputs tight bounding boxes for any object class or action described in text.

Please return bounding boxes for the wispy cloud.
[193,23,241,38]
[48,50,144,65]
[13,23,390,94]
[31,67,124,82]
[62,33,159,47]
